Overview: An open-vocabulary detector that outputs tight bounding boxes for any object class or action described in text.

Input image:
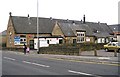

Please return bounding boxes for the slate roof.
[11,16,112,37]
[58,21,112,37]
[108,24,120,32]
[59,23,74,36]
[85,22,113,37]
[12,16,55,34]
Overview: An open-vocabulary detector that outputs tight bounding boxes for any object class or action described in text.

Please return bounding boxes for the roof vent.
[98,21,100,24]
[72,21,75,25]
[67,19,69,22]
[93,29,99,33]
[50,17,52,20]
[81,19,83,23]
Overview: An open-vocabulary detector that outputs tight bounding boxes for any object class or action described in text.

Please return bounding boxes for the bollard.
[114,49,117,57]
[94,49,97,56]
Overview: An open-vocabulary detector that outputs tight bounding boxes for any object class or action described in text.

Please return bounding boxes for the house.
[0,30,7,44]
[6,12,62,49]
[6,12,113,49]
[85,22,113,43]
[0,30,7,47]
[52,18,112,44]
[108,24,120,42]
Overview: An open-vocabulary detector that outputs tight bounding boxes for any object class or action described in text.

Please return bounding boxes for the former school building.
[6,12,114,49]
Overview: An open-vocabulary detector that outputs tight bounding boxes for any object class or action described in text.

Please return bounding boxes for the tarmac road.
[2,50,120,77]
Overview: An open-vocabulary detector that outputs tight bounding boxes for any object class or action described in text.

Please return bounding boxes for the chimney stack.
[9,12,12,16]
[28,14,30,18]
[83,15,85,23]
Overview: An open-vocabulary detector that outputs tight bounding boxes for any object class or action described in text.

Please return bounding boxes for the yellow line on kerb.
[48,57,120,66]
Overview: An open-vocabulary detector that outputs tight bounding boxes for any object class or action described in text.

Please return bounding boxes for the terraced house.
[6,12,113,49]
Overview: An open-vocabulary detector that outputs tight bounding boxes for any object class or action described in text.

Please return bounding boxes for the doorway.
[29,40,34,49]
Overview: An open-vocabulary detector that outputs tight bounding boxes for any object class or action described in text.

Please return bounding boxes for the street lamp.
[37,0,39,53]
[9,32,12,50]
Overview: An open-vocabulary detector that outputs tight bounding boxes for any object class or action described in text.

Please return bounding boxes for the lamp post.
[37,0,39,53]
[9,32,12,50]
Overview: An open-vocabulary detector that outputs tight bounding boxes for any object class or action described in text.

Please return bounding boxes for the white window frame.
[77,32,85,43]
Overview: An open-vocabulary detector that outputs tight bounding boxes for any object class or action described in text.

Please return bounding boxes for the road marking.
[22,61,50,68]
[3,57,15,61]
[112,62,119,64]
[22,61,32,64]
[68,70,92,76]
[98,57,110,60]
[32,62,50,67]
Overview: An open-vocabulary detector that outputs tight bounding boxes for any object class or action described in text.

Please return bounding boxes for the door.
[73,39,76,44]
[29,40,34,49]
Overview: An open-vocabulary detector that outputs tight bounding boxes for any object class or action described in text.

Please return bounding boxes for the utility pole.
[37,0,39,53]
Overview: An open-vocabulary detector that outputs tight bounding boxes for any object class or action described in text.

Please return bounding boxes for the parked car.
[104,42,120,52]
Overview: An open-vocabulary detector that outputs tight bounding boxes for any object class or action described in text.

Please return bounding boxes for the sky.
[0,0,119,32]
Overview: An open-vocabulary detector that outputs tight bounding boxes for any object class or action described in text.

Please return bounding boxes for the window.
[59,39,63,44]
[24,39,26,41]
[77,32,85,43]
[20,35,26,45]
[112,43,116,46]
[20,39,23,41]
[73,39,76,44]
[47,40,49,44]
[20,35,26,37]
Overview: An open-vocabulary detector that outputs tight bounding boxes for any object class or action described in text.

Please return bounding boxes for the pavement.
[2,50,120,65]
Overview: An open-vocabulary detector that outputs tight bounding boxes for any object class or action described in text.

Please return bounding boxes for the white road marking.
[112,62,119,64]
[22,61,50,68]
[32,62,50,67]
[3,57,15,61]
[68,70,92,76]
[22,61,32,64]
[98,57,110,60]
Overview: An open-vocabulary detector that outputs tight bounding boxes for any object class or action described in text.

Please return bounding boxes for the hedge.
[37,43,105,55]
[38,47,80,55]
[49,43,105,51]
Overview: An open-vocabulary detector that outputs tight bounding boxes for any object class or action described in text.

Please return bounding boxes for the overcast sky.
[0,0,119,32]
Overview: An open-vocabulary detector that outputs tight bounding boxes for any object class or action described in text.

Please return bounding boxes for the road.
[2,50,120,77]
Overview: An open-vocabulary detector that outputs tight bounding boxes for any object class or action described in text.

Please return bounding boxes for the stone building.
[6,12,113,49]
